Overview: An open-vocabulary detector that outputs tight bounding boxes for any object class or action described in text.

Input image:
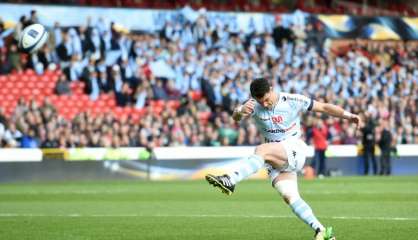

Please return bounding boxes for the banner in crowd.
[315,15,418,40]
[1,3,417,39]
[0,149,42,162]
[0,3,282,33]
[102,157,269,180]
[0,145,417,180]
[59,145,358,180]
[49,144,418,179]
[65,147,149,161]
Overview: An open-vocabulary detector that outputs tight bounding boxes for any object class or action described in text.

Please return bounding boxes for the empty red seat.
[15,82,24,89]
[167,100,181,109]
[5,82,15,89]
[79,95,89,101]
[64,100,75,108]
[19,75,29,82]
[92,106,102,114]
[28,76,37,82]
[40,75,50,82]
[113,107,123,114]
[8,75,17,82]
[46,81,55,88]
[21,88,31,96]
[74,88,84,95]
[5,95,15,101]
[26,81,35,88]
[24,69,35,76]
[34,95,44,103]
[105,98,116,107]
[36,82,46,88]
[190,91,203,101]
[152,105,163,115]
[31,88,41,95]
[49,95,58,102]
[10,88,20,95]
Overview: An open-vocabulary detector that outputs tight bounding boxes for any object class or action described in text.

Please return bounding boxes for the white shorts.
[266,138,307,182]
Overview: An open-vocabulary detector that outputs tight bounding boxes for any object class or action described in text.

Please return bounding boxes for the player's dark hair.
[250,78,271,99]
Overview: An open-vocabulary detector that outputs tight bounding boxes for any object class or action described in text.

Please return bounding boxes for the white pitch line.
[0,213,417,221]
[1,190,418,195]
[330,216,418,221]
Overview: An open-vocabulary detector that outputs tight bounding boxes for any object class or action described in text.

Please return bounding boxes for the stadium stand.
[0,6,417,148]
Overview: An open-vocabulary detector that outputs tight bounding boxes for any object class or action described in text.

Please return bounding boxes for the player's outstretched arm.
[232,99,256,122]
[311,100,362,126]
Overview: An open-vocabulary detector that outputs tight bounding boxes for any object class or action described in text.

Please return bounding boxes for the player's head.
[250,77,275,109]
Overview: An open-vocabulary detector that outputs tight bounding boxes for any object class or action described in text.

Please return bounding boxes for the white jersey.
[251,92,313,143]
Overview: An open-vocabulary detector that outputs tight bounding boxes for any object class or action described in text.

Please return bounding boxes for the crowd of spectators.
[0,8,417,149]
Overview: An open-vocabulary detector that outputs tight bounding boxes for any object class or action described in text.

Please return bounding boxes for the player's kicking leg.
[270,170,335,240]
[205,142,287,195]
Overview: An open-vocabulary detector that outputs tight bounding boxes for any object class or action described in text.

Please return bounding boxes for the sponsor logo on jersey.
[271,115,283,124]
[256,116,270,121]
[288,96,308,104]
[264,128,287,133]
[263,122,297,134]
[265,138,283,143]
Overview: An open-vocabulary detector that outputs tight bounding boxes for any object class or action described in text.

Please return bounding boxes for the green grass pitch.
[1,176,418,240]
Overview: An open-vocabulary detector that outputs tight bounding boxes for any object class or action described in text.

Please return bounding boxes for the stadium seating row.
[0,70,201,122]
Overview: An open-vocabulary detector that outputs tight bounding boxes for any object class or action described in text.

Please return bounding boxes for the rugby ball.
[18,23,49,54]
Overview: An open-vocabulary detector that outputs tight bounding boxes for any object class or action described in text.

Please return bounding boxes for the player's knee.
[254,145,266,157]
[274,180,300,205]
[254,144,273,159]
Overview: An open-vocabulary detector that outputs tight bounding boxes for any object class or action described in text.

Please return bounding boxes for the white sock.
[228,154,264,184]
[290,198,324,231]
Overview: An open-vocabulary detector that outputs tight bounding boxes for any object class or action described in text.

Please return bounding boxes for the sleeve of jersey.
[289,94,314,112]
